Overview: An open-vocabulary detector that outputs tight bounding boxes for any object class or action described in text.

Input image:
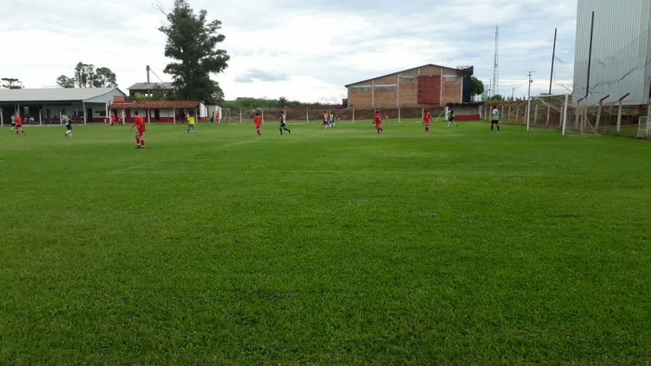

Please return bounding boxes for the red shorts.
[136,128,145,136]
[255,123,261,129]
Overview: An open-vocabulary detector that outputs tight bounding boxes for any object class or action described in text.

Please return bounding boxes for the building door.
[87,108,93,123]
[418,75,441,105]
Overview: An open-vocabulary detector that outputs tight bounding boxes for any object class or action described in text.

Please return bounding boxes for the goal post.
[531,93,599,136]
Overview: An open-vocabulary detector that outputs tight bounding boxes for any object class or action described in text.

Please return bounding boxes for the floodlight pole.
[549,28,557,95]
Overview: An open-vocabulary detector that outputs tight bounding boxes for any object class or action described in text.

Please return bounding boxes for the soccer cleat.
[136,145,141,149]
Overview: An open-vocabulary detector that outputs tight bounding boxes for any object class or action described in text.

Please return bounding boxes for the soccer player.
[14,112,25,136]
[330,112,336,128]
[187,113,197,134]
[253,111,262,135]
[491,106,501,132]
[110,111,117,126]
[422,109,432,133]
[373,109,383,133]
[447,108,458,127]
[322,111,330,129]
[130,110,146,148]
[279,111,291,135]
[63,112,72,137]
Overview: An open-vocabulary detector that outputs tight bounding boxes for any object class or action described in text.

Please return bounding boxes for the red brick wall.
[347,65,466,108]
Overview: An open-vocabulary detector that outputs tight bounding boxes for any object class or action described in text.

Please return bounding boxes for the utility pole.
[526,71,534,130]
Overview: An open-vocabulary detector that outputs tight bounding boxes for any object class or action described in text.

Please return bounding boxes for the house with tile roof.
[108,99,218,124]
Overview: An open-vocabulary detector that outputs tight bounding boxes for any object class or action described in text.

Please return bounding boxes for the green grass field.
[1,120,650,364]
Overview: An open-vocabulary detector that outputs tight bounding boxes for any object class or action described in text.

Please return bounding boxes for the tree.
[1,78,23,89]
[56,62,117,88]
[158,0,229,104]
[470,76,484,97]
[56,75,76,88]
[93,67,117,88]
[74,62,95,88]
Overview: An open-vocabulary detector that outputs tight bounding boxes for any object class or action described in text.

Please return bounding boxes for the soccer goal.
[529,94,599,135]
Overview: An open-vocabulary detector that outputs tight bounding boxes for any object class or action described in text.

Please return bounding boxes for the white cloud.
[0,0,577,102]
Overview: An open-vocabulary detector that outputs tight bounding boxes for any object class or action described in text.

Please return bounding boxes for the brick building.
[345,64,473,109]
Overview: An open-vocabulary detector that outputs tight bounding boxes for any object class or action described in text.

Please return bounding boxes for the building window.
[374,85,396,91]
[351,86,372,92]
[98,111,107,117]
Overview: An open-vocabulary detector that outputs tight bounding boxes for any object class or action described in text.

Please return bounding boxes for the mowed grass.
[1,120,649,364]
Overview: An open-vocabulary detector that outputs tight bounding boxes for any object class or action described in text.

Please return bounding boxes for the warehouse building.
[345,64,473,109]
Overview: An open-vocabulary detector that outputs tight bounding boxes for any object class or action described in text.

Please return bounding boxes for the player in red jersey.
[14,112,26,135]
[253,111,262,135]
[422,110,432,133]
[373,109,383,133]
[130,111,146,148]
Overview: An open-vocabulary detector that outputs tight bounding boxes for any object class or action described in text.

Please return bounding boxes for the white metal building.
[0,87,126,125]
[573,0,651,106]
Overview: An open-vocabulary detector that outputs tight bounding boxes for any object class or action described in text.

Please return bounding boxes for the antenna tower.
[492,26,499,97]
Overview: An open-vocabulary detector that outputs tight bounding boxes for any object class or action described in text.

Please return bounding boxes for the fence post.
[562,93,568,136]
[616,101,623,134]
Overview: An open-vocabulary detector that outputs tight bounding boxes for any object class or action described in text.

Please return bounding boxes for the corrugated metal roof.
[127,82,174,90]
[0,87,125,102]
[345,64,473,87]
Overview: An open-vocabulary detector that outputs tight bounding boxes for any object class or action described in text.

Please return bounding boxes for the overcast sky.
[0,0,577,103]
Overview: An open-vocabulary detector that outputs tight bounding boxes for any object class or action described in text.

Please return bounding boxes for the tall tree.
[158,0,229,103]
[74,62,95,88]
[93,67,118,88]
[1,78,24,89]
[57,62,118,88]
[56,75,76,88]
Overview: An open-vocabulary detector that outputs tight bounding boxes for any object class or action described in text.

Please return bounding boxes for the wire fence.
[482,96,651,138]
